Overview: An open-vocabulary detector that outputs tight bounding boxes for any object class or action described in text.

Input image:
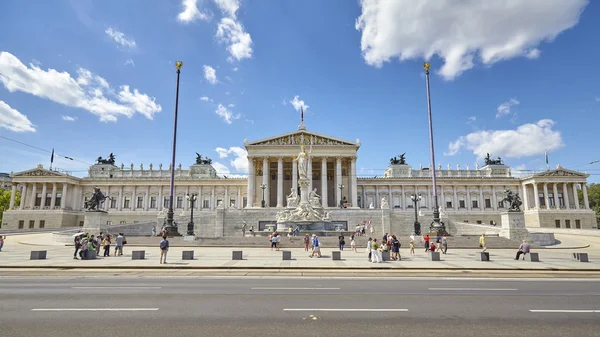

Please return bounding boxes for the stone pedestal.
[183,235,197,242]
[500,211,529,241]
[182,251,194,260]
[83,211,109,236]
[332,251,341,260]
[282,251,292,260]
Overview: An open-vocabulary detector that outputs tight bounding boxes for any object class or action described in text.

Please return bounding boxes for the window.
[476,220,482,224]
[164,197,170,208]
[446,201,452,208]
[472,200,478,209]
[555,220,560,228]
[45,194,52,206]
[243,197,247,208]
[150,196,157,209]
[485,199,491,208]
[39,220,45,228]
[558,193,564,208]
[463,220,469,223]
[18,220,24,229]
[539,193,545,207]
[55,193,62,207]
[120,221,126,224]
[565,220,571,229]
[230,199,236,207]
[549,193,555,207]
[79,221,84,227]
[203,199,210,209]
[107,221,112,226]
[459,200,466,208]
[110,198,117,208]
[176,196,183,208]
[489,220,494,226]
[575,220,581,229]
[29,220,35,229]
[217,199,223,207]
[35,193,42,207]
[123,198,130,209]
[137,196,143,208]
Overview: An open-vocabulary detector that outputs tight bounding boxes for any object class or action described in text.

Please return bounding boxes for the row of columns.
[10,183,68,210]
[527,182,588,210]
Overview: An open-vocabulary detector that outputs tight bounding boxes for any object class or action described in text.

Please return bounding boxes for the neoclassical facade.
[1,127,597,232]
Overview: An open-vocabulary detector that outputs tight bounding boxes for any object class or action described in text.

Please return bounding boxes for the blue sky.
[1,0,599,182]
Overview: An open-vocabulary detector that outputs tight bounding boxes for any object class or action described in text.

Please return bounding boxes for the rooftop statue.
[390,153,407,165]
[484,153,503,165]
[195,153,213,165]
[96,153,116,165]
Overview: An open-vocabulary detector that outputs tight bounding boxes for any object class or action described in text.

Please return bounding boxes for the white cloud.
[0,100,36,132]
[124,59,135,67]
[214,0,240,18]
[355,0,588,80]
[228,103,235,107]
[215,103,240,124]
[444,119,563,159]
[200,96,212,102]
[468,116,476,122]
[177,0,210,23]
[62,115,77,121]
[224,76,233,82]
[216,17,253,61]
[105,27,136,48]
[212,162,230,177]
[496,98,520,118]
[215,146,248,173]
[290,95,309,112]
[0,51,161,122]
[281,99,287,106]
[203,65,217,84]
[232,67,238,72]
[526,48,541,59]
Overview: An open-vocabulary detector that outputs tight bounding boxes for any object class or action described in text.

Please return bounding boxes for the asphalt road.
[0,276,598,337]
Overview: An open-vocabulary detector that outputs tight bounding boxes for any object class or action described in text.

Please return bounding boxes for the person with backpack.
[391,235,401,260]
[159,235,169,264]
[309,234,321,258]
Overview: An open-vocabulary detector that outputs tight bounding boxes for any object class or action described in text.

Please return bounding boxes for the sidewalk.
[0,233,598,271]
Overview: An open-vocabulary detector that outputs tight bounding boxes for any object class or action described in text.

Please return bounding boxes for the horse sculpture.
[85,187,109,211]
[501,189,522,212]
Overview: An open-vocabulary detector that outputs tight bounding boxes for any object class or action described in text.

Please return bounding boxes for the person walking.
[391,235,400,260]
[303,234,310,251]
[242,222,247,237]
[151,227,157,237]
[114,233,124,256]
[371,239,381,263]
[73,235,81,259]
[350,235,357,253]
[515,240,530,260]
[271,233,279,251]
[338,235,345,251]
[424,234,430,252]
[366,237,373,261]
[479,233,487,252]
[409,239,415,255]
[102,234,111,257]
[159,235,169,264]
[309,234,322,258]
[441,235,448,254]
[0,235,5,252]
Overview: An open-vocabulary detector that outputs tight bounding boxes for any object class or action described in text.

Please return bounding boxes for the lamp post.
[338,184,345,208]
[186,193,197,236]
[410,194,422,235]
[260,183,267,208]
[166,61,183,236]
[423,62,445,234]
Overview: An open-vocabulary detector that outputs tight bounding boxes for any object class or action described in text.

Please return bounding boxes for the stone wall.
[2,210,83,230]
[525,210,597,229]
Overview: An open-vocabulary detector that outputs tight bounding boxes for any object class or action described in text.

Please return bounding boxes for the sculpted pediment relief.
[534,169,586,177]
[246,131,357,147]
[12,168,66,177]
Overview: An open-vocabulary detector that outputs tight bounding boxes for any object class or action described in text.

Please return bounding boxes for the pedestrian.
[391,235,400,260]
[409,239,415,255]
[288,226,293,240]
[424,234,430,252]
[271,233,278,251]
[338,235,345,251]
[309,234,322,258]
[159,235,169,264]
[366,237,373,261]
[242,222,247,237]
[249,226,254,237]
[80,237,89,260]
[442,235,448,254]
[350,235,357,253]
[0,235,5,251]
[151,227,157,237]
[371,239,381,263]
[102,235,111,257]
[88,235,96,257]
[479,233,487,252]
[303,234,310,251]
[515,240,530,260]
[114,233,124,256]
[96,233,102,256]
[435,235,441,252]
[429,242,437,252]
[383,233,388,243]
[73,235,81,259]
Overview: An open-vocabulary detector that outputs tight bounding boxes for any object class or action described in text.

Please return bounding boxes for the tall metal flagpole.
[423,62,445,234]
[166,61,183,235]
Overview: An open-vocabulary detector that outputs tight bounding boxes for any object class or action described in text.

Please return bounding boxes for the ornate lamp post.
[423,62,445,234]
[338,184,345,208]
[410,194,422,235]
[186,193,197,236]
[166,60,183,236]
[260,183,267,208]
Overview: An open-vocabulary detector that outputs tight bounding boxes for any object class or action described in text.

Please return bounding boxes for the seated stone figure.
[286,188,299,208]
[309,188,321,208]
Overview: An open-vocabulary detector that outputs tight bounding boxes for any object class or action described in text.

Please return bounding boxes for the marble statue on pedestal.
[295,143,310,180]
[309,188,321,208]
[369,202,374,209]
[380,196,389,209]
[286,188,299,208]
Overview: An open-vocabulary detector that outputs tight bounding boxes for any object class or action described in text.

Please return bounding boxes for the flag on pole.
[50,148,55,169]
[545,149,549,169]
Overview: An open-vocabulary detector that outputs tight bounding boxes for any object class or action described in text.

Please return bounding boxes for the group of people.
[421,234,449,254]
[73,231,125,260]
[365,233,403,263]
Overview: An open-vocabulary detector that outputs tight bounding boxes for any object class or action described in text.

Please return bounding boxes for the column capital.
[321,156,328,162]
[277,156,283,161]
[350,156,357,161]
[336,156,343,162]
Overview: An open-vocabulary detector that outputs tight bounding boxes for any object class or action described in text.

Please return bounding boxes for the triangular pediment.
[245,130,359,147]
[533,168,588,178]
[11,166,69,178]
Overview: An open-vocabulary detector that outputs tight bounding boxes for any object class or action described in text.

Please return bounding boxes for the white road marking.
[71,287,162,289]
[252,287,340,290]
[429,288,518,291]
[31,308,159,312]
[284,308,409,312]
[529,310,600,313]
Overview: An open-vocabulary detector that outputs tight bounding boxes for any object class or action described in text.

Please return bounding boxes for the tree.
[578,183,600,222]
[0,187,20,224]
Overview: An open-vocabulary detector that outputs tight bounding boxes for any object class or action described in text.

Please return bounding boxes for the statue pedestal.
[500,211,529,241]
[83,211,109,236]
[298,179,310,205]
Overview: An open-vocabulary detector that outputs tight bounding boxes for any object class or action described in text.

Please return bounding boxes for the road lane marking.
[71,287,162,289]
[32,308,159,312]
[529,310,600,313]
[429,288,518,291]
[284,309,409,312]
[252,287,341,290]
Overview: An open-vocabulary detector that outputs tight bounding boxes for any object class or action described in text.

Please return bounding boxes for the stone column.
[552,183,559,209]
[400,185,405,210]
[30,184,37,209]
[262,157,269,207]
[427,185,432,210]
[237,186,241,209]
[478,186,484,210]
[563,183,570,209]
[573,183,580,209]
[492,186,498,210]
[61,184,68,209]
[292,158,298,196]
[184,186,190,211]
[308,157,313,193]
[198,186,202,209]
[522,184,528,210]
[247,157,254,208]
[321,157,328,208]
[543,183,549,209]
[105,186,110,211]
[466,186,471,211]
[533,183,539,208]
[118,186,123,211]
[277,157,283,207]
[9,184,17,209]
[388,185,393,209]
[19,183,27,209]
[453,185,458,210]
[362,186,366,209]
[335,157,342,206]
[211,186,216,210]
[351,157,358,207]
[40,183,47,208]
[145,186,150,211]
[583,183,590,209]
[158,185,163,211]
[439,185,444,210]
[375,185,379,208]
[131,186,136,211]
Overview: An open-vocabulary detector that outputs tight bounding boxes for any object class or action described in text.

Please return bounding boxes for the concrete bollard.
[182,251,194,260]
[332,251,341,260]
[526,253,539,262]
[282,251,292,260]
[478,252,490,261]
[132,250,145,260]
[232,251,243,260]
[578,253,589,262]
[30,251,47,260]
[381,251,390,261]
[429,251,441,261]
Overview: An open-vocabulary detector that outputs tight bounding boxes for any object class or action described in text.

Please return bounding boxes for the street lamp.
[423,62,445,234]
[260,183,267,208]
[410,194,422,235]
[166,60,183,236]
[338,184,345,208]
[186,193,197,236]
